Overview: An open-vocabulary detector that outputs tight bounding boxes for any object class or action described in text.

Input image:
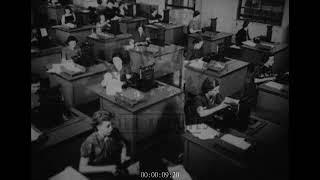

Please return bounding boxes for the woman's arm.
[79,157,117,174]
[73,13,77,23]
[61,15,65,25]
[61,48,67,61]
[196,103,228,117]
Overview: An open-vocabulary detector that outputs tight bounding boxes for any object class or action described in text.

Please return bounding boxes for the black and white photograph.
[31,0,290,179]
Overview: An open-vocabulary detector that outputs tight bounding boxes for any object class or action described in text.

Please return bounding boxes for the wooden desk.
[31,45,62,78]
[184,58,249,97]
[128,44,184,88]
[53,25,95,45]
[240,42,289,73]
[88,82,184,155]
[183,120,289,180]
[48,63,108,108]
[188,31,233,56]
[86,33,133,61]
[145,23,184,45]
[119,16,147,34]
[32,108,92,153]
[47,5,65,24]
[253,82,289,127]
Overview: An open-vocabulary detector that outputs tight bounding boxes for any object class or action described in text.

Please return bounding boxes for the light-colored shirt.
[61,46,81,60]
[189,18,201,33]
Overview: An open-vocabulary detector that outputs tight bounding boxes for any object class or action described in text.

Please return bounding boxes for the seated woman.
[188,10,202,34]
[31,28,40,47]
[79,110,191,180]
[79,110,132,178]
[61,6,77,28]
[118,1,128,17]
[186,37,204,60]
[132,24,150,46]
[148,8,162,24]
[194,78,250,132]
[96,0,106,13]
[101,52,132,95]
[61,36,81,62]
[104,0,121,21]
[96,14,111,34]
[235,20,250,46]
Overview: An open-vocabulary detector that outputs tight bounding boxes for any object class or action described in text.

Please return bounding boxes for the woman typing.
[61,36,81,62]
[61,6,77,28]
[132,24,150,46]
[96,14,111,34]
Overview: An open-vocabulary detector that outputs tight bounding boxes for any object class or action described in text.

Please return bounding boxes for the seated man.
[194,78,250,132]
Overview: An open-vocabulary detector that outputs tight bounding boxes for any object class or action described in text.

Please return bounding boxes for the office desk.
[88,82,184,155]
[86,33,133,60]
[119,16,148,34]
[240,42,289,73]
[188,31,233,56]
[145,23,184,45]
[183,120,288,180]
[253,82,289,127]
[31,108,92,153]
[48,63,108,108]
[53,25,95,45]
[128,44,184,88]
[184,58,249,97]
[31,45,62,78]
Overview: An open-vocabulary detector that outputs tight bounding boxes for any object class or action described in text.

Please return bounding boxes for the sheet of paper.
[265,81,284,91]
[260,42,275,49]
[242,40,256,47]
[230,45,240,49]
[49,166,88,180]
[31,127,41,142]
[187,123,220,140]
[189,59,205,70]
[40,28,48,37]
[221,134,251,150]
[254,77,276,84]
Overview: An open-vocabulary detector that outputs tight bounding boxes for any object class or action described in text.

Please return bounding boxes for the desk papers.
[265,81,284,91]
[31,127,41,142]
[189,59,205,70]
[242,40,256,47]
[187,123,220,140]
[49,166,88,180]
[221,134,251,150]
[230,45,241,49]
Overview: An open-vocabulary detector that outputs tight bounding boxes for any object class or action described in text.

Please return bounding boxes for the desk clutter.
[186,123,252,151]
[47,61,86,76]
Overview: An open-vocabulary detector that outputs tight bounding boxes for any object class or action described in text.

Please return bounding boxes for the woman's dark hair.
[136,23,144,31]
[193,10,200,17]
[64,6,73,14]
[243,20,249,28]
[201,78,219,94]
[91,110,114,129]
[97,0,102,5]
[65,36,78,45]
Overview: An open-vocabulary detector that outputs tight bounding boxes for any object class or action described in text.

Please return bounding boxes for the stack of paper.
[221,134,251,150]
[189,59,205,70]
[242,40,256,47]
[265,81,284,91]
[186,123,220,140]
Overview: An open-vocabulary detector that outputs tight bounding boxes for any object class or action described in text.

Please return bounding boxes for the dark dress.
[235,28,250,46]
[64,14,75,24]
